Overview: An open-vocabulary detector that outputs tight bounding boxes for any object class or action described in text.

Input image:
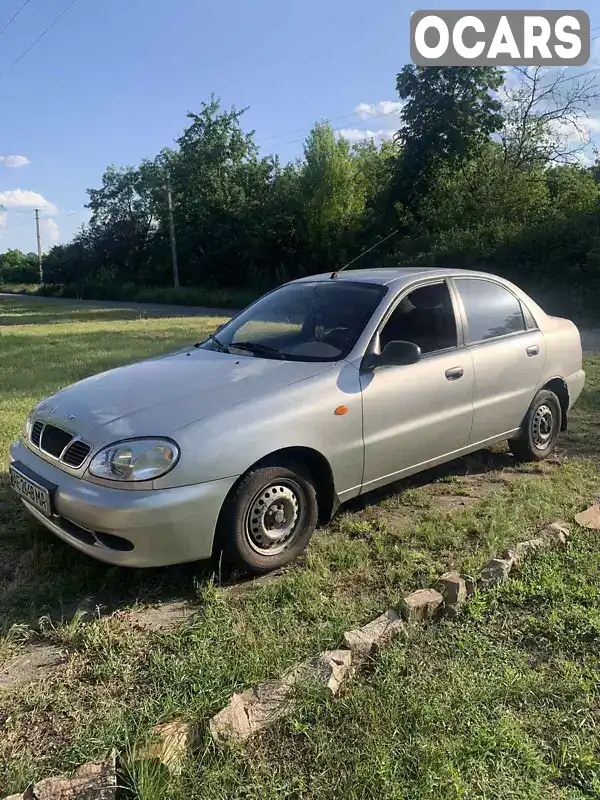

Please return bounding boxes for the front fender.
[155,362,364,500]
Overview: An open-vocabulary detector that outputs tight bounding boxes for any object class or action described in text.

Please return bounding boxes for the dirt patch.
[120,601,202,632]
[0,644,67,690]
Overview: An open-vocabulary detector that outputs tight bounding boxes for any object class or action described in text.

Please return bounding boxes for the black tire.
[217,461,318,573]
[509,389,562,462]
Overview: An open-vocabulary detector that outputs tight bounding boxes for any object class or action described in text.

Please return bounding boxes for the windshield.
[198,281,386,362]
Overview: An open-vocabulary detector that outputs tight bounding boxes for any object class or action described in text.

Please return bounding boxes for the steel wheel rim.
[244,481,302,556]
[532,403,554,449]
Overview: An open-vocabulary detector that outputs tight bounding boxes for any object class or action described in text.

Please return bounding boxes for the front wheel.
[217,462,318,573]
[509,389,562,462]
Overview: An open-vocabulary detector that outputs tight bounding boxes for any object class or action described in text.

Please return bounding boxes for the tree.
[300,123,366,266]
[0,249,39,283]
[170,95,277,286]
[86,160,166,283]
[501,67,600,168]
[395,66,504,201]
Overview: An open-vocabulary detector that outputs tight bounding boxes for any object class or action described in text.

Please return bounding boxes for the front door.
[360,280,474,492]
[452,277,547,445]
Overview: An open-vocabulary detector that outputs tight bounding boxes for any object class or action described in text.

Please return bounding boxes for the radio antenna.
[330,229,399,279]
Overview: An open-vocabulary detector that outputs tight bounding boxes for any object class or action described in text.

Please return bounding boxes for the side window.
[455,279,526,344]
[379,282,458,355]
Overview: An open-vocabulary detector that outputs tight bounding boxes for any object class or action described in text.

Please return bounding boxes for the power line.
[262,109,385,142]
[0,0,80,82]
[0,0,34,40]
[270,36,600,149]
[281,110,401,146]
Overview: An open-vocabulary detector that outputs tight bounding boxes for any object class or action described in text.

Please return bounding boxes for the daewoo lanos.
[10,268,585,572]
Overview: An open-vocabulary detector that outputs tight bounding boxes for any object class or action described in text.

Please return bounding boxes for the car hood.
[35,348,334,446]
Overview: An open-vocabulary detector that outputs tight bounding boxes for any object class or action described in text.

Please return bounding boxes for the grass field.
[0,297,599,799]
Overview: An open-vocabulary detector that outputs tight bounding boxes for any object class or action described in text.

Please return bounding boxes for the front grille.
[31,420,43,447]
[62,440,92,468]
[30,421,93,470]
[40,424,73,457]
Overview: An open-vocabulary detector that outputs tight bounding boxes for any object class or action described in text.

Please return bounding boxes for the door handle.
[445,366,464,381]
[526,345,540,357]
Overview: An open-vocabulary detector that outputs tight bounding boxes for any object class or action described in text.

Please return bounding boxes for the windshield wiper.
[194,333,231,353]
[231,341,286,360]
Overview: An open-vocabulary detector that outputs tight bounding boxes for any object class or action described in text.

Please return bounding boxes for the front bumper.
[9,440,238,567]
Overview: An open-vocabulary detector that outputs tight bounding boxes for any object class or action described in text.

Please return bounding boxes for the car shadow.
[0,448,521,634]
[341,448,520,514]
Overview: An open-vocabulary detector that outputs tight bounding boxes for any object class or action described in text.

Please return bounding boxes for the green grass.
[0,296,599,798]
[198,530,600,800]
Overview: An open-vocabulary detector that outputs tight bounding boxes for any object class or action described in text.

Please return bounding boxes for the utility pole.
[165,169,179,288]
[35,209,43,283]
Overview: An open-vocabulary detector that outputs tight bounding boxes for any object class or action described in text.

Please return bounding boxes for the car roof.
[290,266,503,290]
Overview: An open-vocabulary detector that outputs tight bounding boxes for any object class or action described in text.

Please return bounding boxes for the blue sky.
[0,0,599,254]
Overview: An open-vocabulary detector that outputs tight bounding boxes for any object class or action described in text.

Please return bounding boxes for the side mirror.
[361,340,421,371]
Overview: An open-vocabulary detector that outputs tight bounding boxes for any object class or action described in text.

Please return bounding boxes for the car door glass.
[379,282,458,355]
[455,279,526,344]
[521,302,538,329]
[203,282,385,361]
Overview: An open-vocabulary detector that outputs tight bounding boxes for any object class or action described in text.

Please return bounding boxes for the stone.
[0,645,66,691]
[574,505,600,530]
[31,750,117,800]
[434,573,467,608]
[478,557,514,589]
[459,574,476,597]
[342,609,406,657]
[542,521,570,546]
[400,589,444,623]
[502,538,546,564]
[283,649,353,696]
[135,719,199,776]
[210,650,353,744]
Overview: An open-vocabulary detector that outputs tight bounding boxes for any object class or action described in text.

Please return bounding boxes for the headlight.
[22,410,35,440]
[89,438,180,482]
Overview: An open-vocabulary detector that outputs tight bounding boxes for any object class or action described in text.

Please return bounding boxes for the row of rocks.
[3,752,117,800]
[208,521,571,744]
[1,513,590,798]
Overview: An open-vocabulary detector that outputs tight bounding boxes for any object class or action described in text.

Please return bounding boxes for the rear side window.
[455,279,526,344]
[522,302,538,329]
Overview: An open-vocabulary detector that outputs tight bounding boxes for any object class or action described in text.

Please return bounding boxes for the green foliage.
[0,249,39,283]
[4,69,600,308]
[395,65,504,200]
[300,123,366,263]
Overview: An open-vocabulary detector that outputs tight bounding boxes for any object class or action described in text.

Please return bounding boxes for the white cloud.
[354,101,404,121]
[338,128,396,144]
[0,189,57,214]
[582,115,600,134]
[0,155,30,168]
[339,101,404,144]
[40,217,60,247]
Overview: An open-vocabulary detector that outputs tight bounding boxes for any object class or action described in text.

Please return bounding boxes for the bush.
[0,282,260,310]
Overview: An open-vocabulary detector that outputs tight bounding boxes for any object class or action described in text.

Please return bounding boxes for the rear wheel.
[218,461,318,573]
[509,389,561,462]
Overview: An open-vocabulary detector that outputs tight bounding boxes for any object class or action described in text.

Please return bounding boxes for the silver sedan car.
[9,268,585,573]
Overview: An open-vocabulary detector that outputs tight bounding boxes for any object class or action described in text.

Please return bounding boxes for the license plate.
[10,465,52,517]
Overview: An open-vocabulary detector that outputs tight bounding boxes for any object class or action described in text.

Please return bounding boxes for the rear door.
[452,277,546,446]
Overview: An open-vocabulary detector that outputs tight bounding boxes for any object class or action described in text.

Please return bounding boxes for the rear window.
[455,279,526,344]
